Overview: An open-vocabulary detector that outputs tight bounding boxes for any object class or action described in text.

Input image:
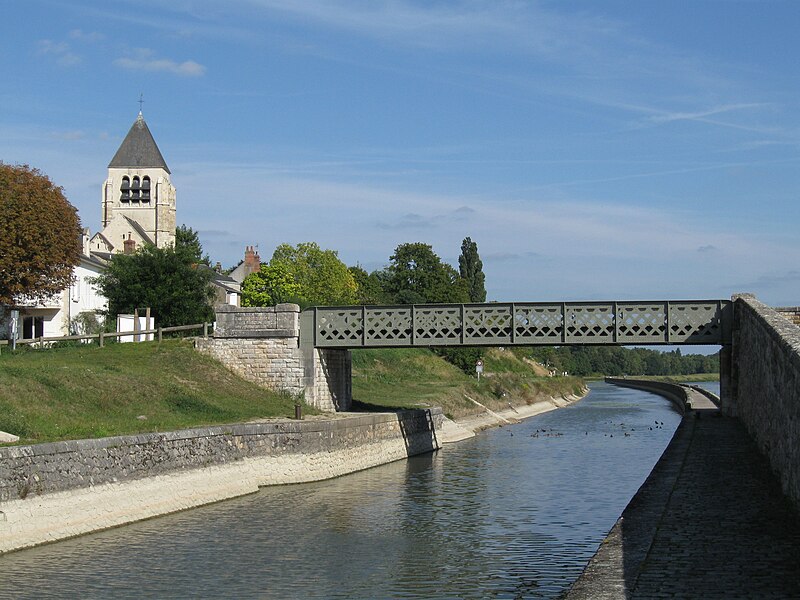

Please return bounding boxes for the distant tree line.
[522,346,719,376]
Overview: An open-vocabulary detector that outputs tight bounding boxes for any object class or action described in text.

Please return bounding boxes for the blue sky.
[4,1,800,306]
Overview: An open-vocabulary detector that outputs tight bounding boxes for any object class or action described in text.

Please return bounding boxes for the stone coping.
[0,409,443,460]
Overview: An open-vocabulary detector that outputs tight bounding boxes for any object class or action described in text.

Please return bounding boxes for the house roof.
[199,265,241,294]
[108,113,170,173]
[122,216,154,245]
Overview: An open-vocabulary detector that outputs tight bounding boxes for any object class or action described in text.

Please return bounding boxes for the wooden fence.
[0,322,212,352]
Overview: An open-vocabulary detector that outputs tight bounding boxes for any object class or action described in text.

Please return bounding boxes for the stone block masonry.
[0,409,442,553]
[195,304,351,411]
[728,294,800,509]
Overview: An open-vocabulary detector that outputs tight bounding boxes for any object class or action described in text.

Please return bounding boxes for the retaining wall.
[730,294,800,507]
[0,409,442,553]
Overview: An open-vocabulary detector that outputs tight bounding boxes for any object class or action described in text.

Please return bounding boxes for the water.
[0,381,714,599]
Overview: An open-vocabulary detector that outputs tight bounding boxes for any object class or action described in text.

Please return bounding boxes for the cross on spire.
[138,93,145,115]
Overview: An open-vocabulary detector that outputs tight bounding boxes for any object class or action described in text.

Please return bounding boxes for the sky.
[3,0,800,307]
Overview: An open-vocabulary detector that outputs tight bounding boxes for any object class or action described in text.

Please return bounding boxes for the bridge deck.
[308,300,732,348]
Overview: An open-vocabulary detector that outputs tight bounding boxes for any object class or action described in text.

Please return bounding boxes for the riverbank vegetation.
[0,340,314,445]
[352,347,584,419]
[523,346,718,378]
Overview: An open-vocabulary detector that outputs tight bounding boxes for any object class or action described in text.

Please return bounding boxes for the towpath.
[566,387,800,599]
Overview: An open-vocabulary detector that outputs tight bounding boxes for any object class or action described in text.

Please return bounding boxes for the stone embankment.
[0,383,586,555]
[0,409,442,554]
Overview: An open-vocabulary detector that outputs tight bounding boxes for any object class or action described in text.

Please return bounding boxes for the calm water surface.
[0,381,717,599]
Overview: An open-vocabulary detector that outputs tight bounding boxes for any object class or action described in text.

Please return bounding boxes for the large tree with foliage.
[349,265,386,305]
[381,242,470,304]
[92,244,214,327]
[0,164,81,306]
[242,264,302,307]
[174,224,210,265]
[269,242,358,306]
[458,236,486,302]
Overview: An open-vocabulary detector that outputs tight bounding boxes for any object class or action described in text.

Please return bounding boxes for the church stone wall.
[195,305,352,412]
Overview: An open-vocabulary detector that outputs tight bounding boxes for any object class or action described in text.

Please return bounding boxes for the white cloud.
[37,39,81,66]
[113,48,206,76]
[69,29,105,42]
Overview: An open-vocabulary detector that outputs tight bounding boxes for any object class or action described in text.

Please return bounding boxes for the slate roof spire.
[108,112,170,174]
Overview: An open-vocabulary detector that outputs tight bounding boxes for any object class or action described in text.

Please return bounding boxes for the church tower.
[93,112,176,253]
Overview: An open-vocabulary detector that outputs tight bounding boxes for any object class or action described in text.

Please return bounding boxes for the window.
[22,316,44,339]
[131,176,140,201]
[120,176,130,201]
[142,176,151,201]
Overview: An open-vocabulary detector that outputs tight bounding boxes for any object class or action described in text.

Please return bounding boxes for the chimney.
[215,262,222,273]
[82,228,90,255]
[123,236,136,255]
[244,245,261,274]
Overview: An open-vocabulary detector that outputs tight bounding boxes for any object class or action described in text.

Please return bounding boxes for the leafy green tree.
[174,224,210,265]
[0,164,81,306]
[458,237,486,302]
[241,264,303,307]
[270,242,358,306]
[382,242,470,304]
[349,265,387,305]
[92,244,214,327]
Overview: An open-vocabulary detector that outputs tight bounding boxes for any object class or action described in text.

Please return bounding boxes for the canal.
[0,381,710,599]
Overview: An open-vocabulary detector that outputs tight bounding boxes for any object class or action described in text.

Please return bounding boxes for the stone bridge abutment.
[195,305,351,412]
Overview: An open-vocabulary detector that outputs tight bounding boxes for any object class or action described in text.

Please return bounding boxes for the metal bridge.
[307,300,732,348]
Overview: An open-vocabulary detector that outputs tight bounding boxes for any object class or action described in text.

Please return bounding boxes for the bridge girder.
[306,300,732,349]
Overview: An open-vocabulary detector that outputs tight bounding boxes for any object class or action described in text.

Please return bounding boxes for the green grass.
[0,340,317,445]
[351,347,584,419]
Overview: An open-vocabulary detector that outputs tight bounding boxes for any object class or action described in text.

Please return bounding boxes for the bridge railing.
[308,300,732,348]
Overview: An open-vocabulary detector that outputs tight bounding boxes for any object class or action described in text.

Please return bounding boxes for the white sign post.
[475,359,484,381]
[9,310,19,351]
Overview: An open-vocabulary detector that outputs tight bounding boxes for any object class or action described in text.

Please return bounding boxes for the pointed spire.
[108,112,170,173]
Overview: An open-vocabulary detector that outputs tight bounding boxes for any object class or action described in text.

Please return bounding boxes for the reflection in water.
[0,381,714,599]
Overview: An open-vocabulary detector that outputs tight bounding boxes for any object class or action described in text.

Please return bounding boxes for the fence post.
[203,322,208,339]
[158,327,163,343]
[99,331,104,348]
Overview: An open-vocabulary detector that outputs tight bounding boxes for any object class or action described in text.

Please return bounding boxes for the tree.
[0,164,81,306]
[270,242,358,306]
[92,244,215,328]
[349,265,386,305]
[174,224,210,265]
[382,242,470,304]
[458,237,486,302]
[242,264,302,307]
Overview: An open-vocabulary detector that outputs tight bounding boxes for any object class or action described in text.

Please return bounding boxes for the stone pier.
[195,304,351,412]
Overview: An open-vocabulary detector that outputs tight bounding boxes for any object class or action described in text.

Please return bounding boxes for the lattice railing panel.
[566,305,614,344]
[414,306,462,345]
[514,305,563,344]
[464,306,512,344]
[364,307,412,346]
[316,309,363,346]
[617,303,667,344]
[668,302,723,343]
[311,300,730,347]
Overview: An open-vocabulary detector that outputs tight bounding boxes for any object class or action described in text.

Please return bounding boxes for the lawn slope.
[0,340,311,444]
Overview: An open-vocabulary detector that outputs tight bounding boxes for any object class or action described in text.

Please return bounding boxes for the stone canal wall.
[730,294,800,507]
[0,409,442,554]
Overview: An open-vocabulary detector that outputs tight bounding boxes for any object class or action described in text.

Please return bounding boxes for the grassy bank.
[351,347,584,419]
[0,340,315,445]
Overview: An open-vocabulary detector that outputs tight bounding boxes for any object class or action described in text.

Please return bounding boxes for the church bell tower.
[96,111,176,253]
